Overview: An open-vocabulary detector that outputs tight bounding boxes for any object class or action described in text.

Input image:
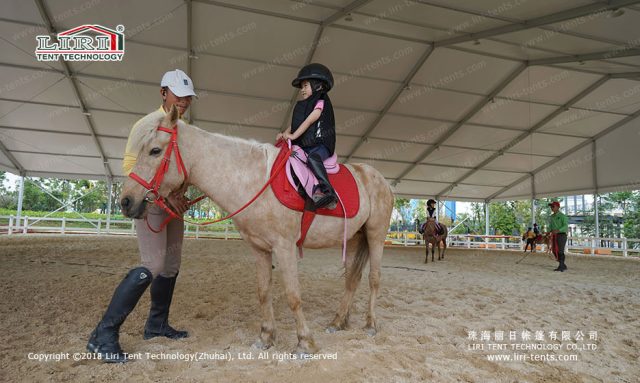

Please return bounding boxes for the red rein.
[128,125,290,232]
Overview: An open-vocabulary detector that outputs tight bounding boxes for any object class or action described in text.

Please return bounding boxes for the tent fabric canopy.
[1,0,639,201]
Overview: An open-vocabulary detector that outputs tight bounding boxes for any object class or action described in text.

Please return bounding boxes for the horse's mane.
[126,109,165,153]
[127,108,275,156]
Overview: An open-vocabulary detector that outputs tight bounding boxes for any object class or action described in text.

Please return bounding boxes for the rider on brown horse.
[421,199,444,235]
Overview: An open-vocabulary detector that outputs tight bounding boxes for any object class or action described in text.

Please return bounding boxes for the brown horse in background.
[526,232,553,253]
[420,219,448,263]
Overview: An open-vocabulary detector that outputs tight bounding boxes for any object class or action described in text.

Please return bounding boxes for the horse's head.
[120,105,186,218]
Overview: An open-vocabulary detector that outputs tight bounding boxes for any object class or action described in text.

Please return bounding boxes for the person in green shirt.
[548,201,568,272]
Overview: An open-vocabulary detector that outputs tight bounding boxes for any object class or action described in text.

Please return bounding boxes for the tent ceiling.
[1,0,639,201]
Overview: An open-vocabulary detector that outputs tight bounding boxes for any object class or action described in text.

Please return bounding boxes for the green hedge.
[0,208,125,220]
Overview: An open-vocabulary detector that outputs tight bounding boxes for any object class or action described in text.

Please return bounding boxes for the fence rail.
[0,215,240,240]
[1,215,638,257]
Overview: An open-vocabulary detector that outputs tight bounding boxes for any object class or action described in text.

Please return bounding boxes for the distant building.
[443,200,456,221]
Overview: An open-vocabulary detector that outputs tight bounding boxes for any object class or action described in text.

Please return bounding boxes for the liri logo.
[36,24,125,62]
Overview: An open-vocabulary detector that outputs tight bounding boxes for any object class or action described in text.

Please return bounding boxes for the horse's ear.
[161,104,180,128]
[169,104,179,125]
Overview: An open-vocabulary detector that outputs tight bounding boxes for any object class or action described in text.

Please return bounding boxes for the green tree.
[489,201,518,235]
[469,202,485,234]
[0,171,16,209]
[624,192,640,242]
[391,197,410,231]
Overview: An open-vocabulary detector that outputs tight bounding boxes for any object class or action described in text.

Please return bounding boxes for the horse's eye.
[149,147,162,156]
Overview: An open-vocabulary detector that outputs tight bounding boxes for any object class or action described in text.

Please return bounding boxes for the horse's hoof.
[364,327,377,337]
[252,339,273,350]
[326,322,348,333]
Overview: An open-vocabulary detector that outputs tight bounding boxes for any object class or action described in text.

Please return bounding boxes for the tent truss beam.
[391,63,527,186]
[34,0,113,178]
[435,75,611,198]
[345,45,435,161]
[529,48,640,66]
[434,0,640,47]
[487,107,640,200]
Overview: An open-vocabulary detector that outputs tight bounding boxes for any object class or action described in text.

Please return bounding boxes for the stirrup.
[312,191,337,209]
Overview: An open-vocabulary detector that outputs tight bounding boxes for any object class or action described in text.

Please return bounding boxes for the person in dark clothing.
[425,199,444,235]
[277,63,337,209]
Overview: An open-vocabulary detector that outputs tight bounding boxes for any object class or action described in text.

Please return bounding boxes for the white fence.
[1,215,638,257]
[385,232,640,257]
[0,215,240,240]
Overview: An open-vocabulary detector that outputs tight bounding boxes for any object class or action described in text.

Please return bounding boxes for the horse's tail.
[347,231,370,286]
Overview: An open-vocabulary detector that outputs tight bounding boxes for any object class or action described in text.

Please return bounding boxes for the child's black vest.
[291,93,335,155]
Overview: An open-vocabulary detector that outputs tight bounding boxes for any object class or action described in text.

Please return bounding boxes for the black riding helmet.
[427,199,436,206]
[291,63,334,91]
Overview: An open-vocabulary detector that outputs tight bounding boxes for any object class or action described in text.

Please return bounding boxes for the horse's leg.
[273,244,318,355]
[424,240,429,264]
[252,248,276,350]
[431,241,435,262]
[364,232,383,336]
[327,233,364,333]
[442,236,447,260]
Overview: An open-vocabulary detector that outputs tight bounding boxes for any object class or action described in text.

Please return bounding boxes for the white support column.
[531,199,536,226]
[592,141,600,241]
[485,201,490,236]
[531,173,536,226]
[435,199,440,220]
[594,193,600,240]
[106,178,113,233]
[16,174,25,231]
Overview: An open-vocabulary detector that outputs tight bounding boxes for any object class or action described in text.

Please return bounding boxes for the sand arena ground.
[1,235,638,382]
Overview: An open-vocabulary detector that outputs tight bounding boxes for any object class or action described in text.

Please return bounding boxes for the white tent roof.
[1,0,639,201]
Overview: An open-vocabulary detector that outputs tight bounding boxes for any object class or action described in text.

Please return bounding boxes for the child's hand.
[276,132,285,141]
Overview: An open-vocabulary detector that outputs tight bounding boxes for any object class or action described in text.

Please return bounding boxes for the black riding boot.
[559,253,567,272]
[144,274,189,340]
[87,267,152,363]
[307,153,337,209]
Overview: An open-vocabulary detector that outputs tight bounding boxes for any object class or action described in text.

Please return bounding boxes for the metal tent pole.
[531,174,536,227]
[106,178,113,233]
[16,174,25,231]
[485,201,490,236]
[531,199,536,227]
[595,194,600,241]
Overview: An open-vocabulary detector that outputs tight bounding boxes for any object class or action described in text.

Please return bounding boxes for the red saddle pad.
[270,143,359,218]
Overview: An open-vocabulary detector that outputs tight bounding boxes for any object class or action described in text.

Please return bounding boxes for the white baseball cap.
[160,69,197,97]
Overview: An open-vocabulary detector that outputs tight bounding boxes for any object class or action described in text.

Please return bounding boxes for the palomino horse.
[120,106,394,355]
[421,219,448,263]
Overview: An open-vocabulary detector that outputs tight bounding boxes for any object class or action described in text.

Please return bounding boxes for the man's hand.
[167,191,189,215]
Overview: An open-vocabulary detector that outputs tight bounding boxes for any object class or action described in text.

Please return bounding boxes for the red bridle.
[127,125,292,233]
[128,125,193,231]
